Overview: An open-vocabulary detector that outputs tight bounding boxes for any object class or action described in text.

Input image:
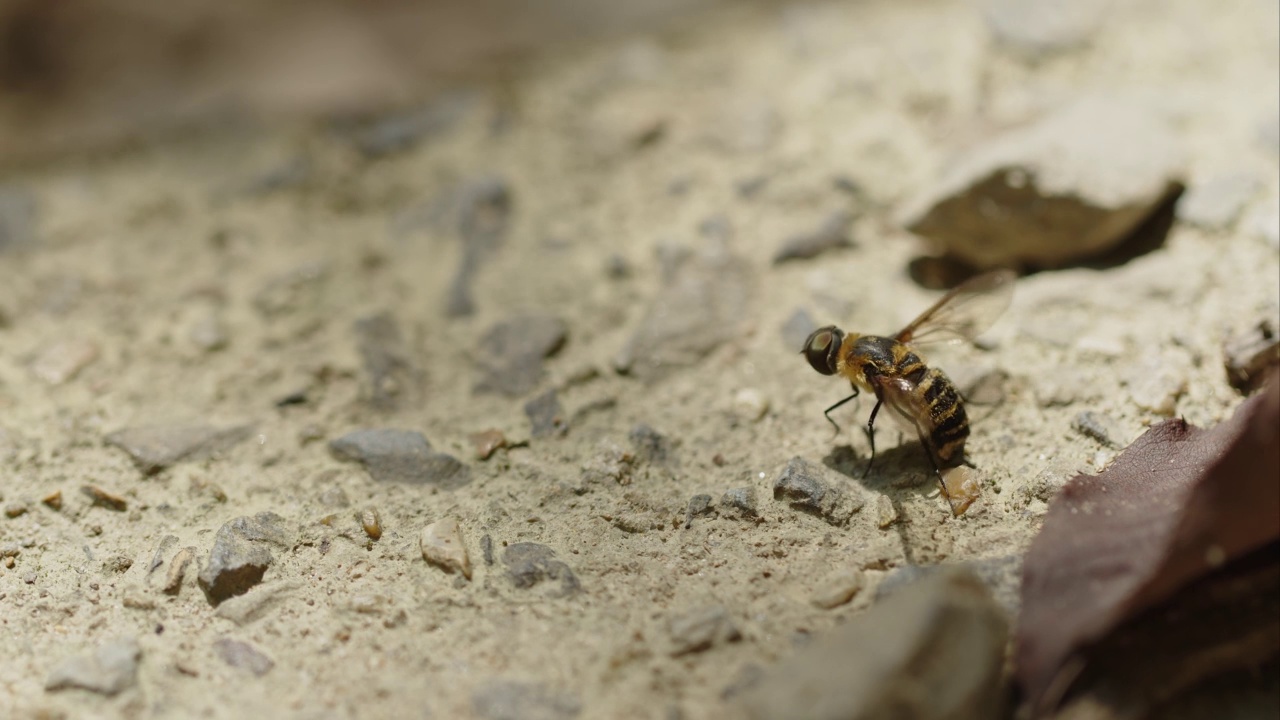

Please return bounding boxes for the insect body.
[802,270,1015,490]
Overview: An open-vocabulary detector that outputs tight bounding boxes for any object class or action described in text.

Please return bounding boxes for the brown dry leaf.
[1017,375,1280,716]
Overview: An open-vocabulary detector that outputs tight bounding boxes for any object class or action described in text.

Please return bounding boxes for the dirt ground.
[1,0,1278,718]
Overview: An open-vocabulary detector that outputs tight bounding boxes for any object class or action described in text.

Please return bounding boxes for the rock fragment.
[628,423,676,466]
[41,491,62,510]
[982,0,1111,58]
[941,467,982,517]
[1072,410,1125,448]
[614,244,752,380]
[106,422,255,475]
[720,486,758,518]
[45,637,141,696]
[1124,354,1187,415]
[197,513,291,606]
[469,429,508,460]
[732,388,770,422]
[684,494,714,528]
[472,679,582,720]
[772,210,855,264]
[900,98,1183,270]
[359,508,383,541]
[1176,172,1261,230]
[501,543,580,597]
[772,457,863,526]
[213,638,274,676]
[525,390,568,439]
[474,314,567,397]
[81,484,128,511]
[811,570,865,609]
[329,428,469,488]
[163,547,195,596]
[738,570,1008,720]
[148,535,178,574]
[1224,320,1280,395]
[420,519,471,579]
[668,605,742,656]
[875,495,899,529]
[354,311,421,411]
[30,338,99,385]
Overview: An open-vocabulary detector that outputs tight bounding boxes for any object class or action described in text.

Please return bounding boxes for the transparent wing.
[871,375,934,439]
[894,270,1015,347]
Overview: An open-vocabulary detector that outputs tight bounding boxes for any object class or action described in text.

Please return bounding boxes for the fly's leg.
[862,398,883,478]
[917,432,949,498]
[823,385,859,438]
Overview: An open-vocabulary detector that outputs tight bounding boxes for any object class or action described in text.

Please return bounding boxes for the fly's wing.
[894,269,1016,347]
[870,375,935,440]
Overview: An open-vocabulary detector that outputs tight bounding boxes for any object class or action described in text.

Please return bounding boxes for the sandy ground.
[1,0,1278,718]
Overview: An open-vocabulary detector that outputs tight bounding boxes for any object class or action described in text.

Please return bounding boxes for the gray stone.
[348,91,476,159]
[45,637,141,696]
[106,422,255,475]
[773,457,864,526]
[900,97,1184,270]
[739,570,1009,720]
[1224,319,1280,395]
[1072,410,1125,448]
[668,605,742,656]
[448,176,512,317]
[614,244,753,380]
[1177,173,1261,230]
[720,486,758,518]
[501,542,580,597]
[772,209,855,264]
[629,423,676,466]
[197,513,290,606]
[982,0,1112,58]
[474,314,568,397]
[354,311,421,411]
[781,307,819,352]
[213,638,274,676]
[472,679,582,720]
[525,390,568,439]
[329,429,470,488]
[684,494,714,528]
[0,185,36,252]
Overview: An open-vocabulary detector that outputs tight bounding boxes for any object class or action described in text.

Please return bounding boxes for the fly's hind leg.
[916,432,949,499]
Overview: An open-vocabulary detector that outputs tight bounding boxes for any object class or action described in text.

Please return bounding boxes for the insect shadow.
[821,442,939,495]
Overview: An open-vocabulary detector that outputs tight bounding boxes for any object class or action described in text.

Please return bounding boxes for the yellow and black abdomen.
[918,368,969,466]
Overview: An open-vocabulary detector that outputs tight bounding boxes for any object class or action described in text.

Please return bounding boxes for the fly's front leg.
[823,384,859,438]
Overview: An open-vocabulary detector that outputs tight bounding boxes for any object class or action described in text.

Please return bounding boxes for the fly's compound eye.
[802,326,844,376]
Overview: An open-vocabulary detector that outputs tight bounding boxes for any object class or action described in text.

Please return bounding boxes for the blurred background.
[0,0,734,164]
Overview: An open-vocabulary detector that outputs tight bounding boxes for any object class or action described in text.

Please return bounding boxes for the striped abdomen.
[917,367,969,466]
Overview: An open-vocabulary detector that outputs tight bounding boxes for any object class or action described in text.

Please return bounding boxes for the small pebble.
[1177,172,1261,230]
[773,457,863,526]
[732,388,770,422]
[1072,411,1124,448]
[45,637,141,696]
[772,210,855,264]
[164,547,195,596]
[469,429,508,460]
[502,543,580,596]
[5,503,27,518]
[359,508,383,541]
[668,605,742,656]
[420,519,472,579]
[82,485,128,512]
[685,494,714,528]
[31,338,99,385]
[629,423,676,466]
[1223,319,1280,395]
[720,486,758,518]
[811,570,866,609]
[525,389,569,438]
[41,490,62,510]
[148,536,175,573]
[1124,354,1187,415]
[875,495,899,529]
[213,638,275,676]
